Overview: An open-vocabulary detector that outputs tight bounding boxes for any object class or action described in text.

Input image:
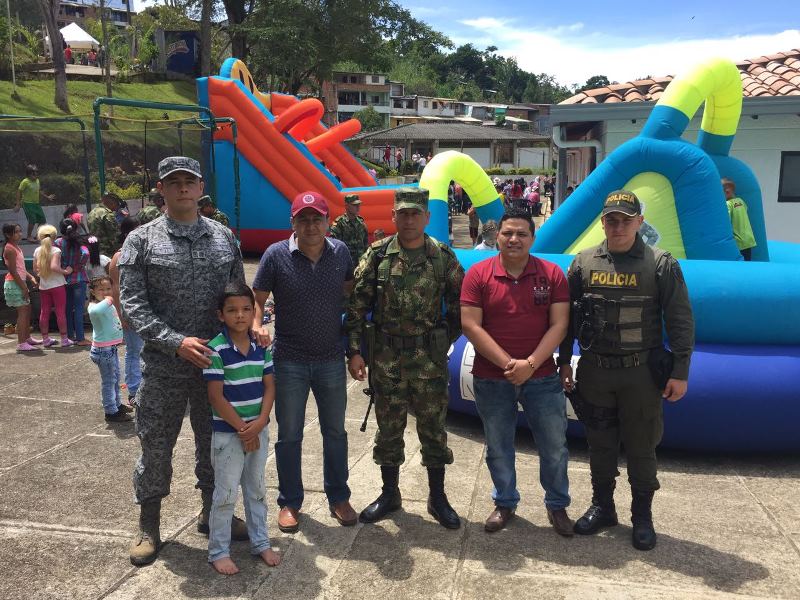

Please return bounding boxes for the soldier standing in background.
[119,157,248,566]
[137,188,165,225]
[558,190,694,551]
[88,192,122,257]
[345,187,465,529]
[198,195,230,227]
[329,194,369,267]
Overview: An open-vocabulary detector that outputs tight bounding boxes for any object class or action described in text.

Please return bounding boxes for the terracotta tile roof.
[561,49,800,104]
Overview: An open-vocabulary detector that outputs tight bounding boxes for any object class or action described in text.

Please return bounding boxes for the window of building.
[371,75,380,83]
[371,95,380,104]
[496,142,514,164]
[778,151,800,202]
[350,76,358,84]
[341,75,348,83]
[423,100,429,108]
[433,101,438,109]
[338,91,361,106]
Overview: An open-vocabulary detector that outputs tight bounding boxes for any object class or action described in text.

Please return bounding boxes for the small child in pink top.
[87,276,132,423]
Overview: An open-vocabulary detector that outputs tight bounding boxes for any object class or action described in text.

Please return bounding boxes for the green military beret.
[394,187,429,211]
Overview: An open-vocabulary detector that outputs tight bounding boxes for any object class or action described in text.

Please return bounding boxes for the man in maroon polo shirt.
[460,208,573,536]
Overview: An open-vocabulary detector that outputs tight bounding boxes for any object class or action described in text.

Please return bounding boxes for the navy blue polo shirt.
[253,234,353,362]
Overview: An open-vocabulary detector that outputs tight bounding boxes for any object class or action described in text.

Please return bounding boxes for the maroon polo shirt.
[460,254,569,380]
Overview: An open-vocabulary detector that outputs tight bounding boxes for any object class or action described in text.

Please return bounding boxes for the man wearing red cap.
[252,191,358,534]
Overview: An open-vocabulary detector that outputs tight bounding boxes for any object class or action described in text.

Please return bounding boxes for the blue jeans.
[123,328,144,397]
[65,282,87,341]
[208,428,271,561]
[474,373,570,510]
[90,345,121,415]
[274,359,350,509]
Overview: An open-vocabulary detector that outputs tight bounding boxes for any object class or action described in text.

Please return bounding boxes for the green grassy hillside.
[0,79,198,120]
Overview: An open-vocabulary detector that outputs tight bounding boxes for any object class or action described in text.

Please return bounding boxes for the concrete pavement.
[1,256,799,599]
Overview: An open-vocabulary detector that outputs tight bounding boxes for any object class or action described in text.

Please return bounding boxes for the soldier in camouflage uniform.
[137,188,164,225]
[87,192,122,257]
[345,187,465,529]
[329,193,368,266]
[198,195,230,227]
[119,157,248,567]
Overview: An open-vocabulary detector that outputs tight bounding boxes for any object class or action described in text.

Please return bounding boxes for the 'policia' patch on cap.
[602,190,641,216]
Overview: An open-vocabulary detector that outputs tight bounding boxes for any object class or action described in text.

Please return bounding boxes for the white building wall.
[601,113,800,243]
[461,147,491,167]
[518,147,549,170]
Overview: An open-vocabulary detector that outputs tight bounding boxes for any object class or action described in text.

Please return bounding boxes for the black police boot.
[359,466,402,523]
[631,488,657,551]
[426,467,461,529]
[574,481,619,535]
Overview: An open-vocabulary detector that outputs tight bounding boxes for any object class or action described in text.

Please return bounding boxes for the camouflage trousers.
[372,372,453,468]
[133,373,214,504]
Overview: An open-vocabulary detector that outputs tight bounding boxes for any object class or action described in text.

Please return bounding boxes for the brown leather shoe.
[484,506,514,533]
[278,507,300,533]
[330,501,358,526]
[547,508,574,537]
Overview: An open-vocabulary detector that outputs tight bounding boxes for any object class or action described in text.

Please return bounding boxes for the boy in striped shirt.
[203,283,280,575]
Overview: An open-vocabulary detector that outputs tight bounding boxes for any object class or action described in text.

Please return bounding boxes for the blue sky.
[399,0,800,85]
[134,0,800,86]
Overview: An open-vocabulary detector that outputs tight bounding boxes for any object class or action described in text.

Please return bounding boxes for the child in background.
[87,276,133,423]
[14,164,54,242]
[721,178,757,261]
[63,204,88,235]
[33,224,74,347]
[203,283,280,575]
[85,236,111,281]
[109,217,143,405]
[3,223,41,351]
[56,218,91,345]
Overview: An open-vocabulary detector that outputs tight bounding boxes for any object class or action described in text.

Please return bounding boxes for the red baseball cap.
[291,191,329,217]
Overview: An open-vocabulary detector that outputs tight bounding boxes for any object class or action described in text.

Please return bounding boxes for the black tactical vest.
[577,240,665,354]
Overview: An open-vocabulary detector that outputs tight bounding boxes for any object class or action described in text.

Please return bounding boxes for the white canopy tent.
[46,22,100,53]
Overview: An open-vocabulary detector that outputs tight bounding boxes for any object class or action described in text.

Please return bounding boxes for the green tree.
[580,75,611,91]
[353,105,385,132]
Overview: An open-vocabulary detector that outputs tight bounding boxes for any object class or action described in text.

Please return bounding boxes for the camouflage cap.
[344,193,362,205]
[158,156,202,180]
[394,187,429,212]
[197,195,214,208]
[602,190,641,217]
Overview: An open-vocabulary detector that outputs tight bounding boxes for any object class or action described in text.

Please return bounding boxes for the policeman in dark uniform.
[558,190,694,551]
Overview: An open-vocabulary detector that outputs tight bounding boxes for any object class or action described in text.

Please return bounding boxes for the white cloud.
[459,17,512,30]
[459,19,800,87]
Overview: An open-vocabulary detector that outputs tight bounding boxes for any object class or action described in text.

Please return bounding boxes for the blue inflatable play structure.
[440,58,800,452]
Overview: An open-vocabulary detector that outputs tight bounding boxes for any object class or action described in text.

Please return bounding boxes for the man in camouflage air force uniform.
[87,192,122,257]
[329,193,369,266]
[558,190,694,551]
[345,187,465,529]
[198,195,230,227]
[119,157,248,566]
[137,188,164,224]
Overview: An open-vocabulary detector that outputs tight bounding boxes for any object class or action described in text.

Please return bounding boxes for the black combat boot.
[360,466,402,523]
[574,481,619,535]
[197,489,249,541]
[631,488,657,550]
[426,467,460,529]
[129,499,161,566]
